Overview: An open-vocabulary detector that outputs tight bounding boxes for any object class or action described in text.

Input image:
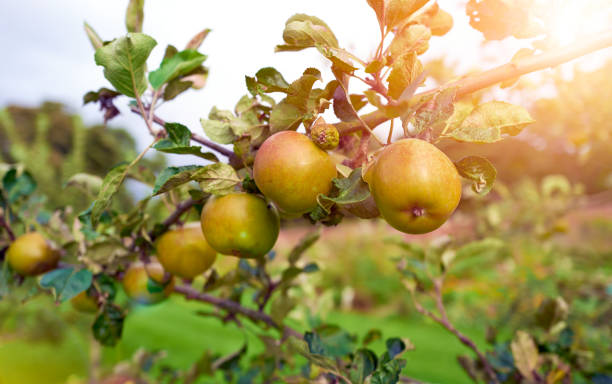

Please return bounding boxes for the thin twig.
[336,30,612,135]
[135,92,157,137]
[0,212,15,241]
[174,284,303,339]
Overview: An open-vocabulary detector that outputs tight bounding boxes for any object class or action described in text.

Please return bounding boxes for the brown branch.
[148,197,204,243]
[0,213,15,242]
[409,279,499,384]
[174,284,303,339]
[336,30,612,135]
[129,107,239,161]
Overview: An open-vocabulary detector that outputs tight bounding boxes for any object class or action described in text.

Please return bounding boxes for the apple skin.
[122,259,174,305]
[156,225,217,279]
[70,290,99,313]
[253,131,337,214]
[366,138,462,234]
[201,192,279,259]
[6,232,60,276]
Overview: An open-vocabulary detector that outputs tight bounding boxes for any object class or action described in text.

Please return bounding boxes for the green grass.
[0,294,485,384]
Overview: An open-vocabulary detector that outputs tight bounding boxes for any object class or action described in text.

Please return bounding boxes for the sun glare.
[541,0,612,46]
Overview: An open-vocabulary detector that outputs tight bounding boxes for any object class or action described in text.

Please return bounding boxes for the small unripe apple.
[366,139,461,234]
[6,232,60,276]
[310,121,339,150]
[156,225,217,279]
[201,192,279,258]
[253,131,337,214]
[122,259,174,304]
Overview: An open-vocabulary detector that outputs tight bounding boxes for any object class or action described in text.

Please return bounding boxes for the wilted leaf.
[149,49,207,89]
[94,33,157,97]
[511,331,539,380]
[448,101,535,143]
[387,52,424,99]
[92,304,125,346]
[185,28,210,50]
[125,0,144,33]
[40,268,93,302]
[455,156,497,195]
[276,14,338,52]
[83,87,121,123]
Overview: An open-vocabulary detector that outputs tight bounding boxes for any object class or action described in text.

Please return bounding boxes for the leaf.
[2,169,36,203]
[410,87,456,134]
[185,28,210,50]
[367,0,386,28]
[349,348,378,384]
[92,304,125,346]
[91,163,129,226]
[387,52,423,100]
[153,122,218,161]
[152,165,202,195]
[63,173,103,195]
[363,329,383,345]
[149,49,207,89]
[252,67,290,93]
[84,22,103,50]
[269,100,303,132]
[275,14,338,52]
[385,0,429,29]
[288,229,321,265]
[370,358,407,384]
[385,338,406,359]
[315,44,357,73]
[455,156,497,195]
[39,268,93,302]
[94,33,157,98]
[319,168,370,208]
[286,337,338,372]
[196,163,240,195]
[82,87,121,123]
[388,23,431,58]
[125,0,144,33]
[200,107,248,144]
[535,297,569,330]
[449,101,535,143]
[510,331,539,381]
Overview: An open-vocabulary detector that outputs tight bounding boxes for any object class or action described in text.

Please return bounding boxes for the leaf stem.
[0,212,16,242]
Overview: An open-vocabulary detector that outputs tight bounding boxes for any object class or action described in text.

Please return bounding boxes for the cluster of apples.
[4,129,462,310]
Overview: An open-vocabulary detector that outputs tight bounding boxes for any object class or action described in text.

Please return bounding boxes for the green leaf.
[387,52,423,100]
[275,14,338,52]
[370,358,407,384]
[510,331,539,381]
[411,87,456,134]
[349,348,378,384]
[363,329,382,345]
[152,163,239,196]
[385,338,406,360]
[92,304,125,346]
[287,336,338,372]
[91,163,129,226]
[94,33,157,98]
[318,168,370,213]
[152,165,202,195]
[125,0,144,33]
[455,156,497,195]
[149,49,207,89]
[153,123,218,161]
[39,268,93,302]
[288,229,321,265]
[448,101,535,143]
[251,67,290,93]
[63,173,103,195]
[269,100,303,132]
[195,163,240,195]
[200,107,249,144]
[84,22,103,50]
[2,169,36,203]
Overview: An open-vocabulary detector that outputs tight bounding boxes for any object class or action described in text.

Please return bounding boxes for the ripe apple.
[6,232,60,276]
[122,259,174,304]
[201,192,279,258]
[366,139,461,234]
[156,225,217,279]
[253,131,337,214]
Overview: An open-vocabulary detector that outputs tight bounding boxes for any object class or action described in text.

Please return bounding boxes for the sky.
[0,0,610,158]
